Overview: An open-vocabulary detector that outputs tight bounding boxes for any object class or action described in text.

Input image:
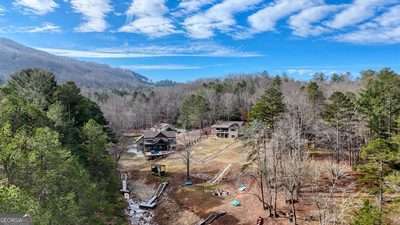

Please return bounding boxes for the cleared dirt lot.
[118,136,359,225]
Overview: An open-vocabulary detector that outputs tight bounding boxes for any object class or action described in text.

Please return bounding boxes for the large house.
[151,123,178,132]
[122,124,177,158]
[211,121,244,138]
[142,130,176,157]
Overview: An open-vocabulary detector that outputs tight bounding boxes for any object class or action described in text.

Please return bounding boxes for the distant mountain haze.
[0,38,149,88]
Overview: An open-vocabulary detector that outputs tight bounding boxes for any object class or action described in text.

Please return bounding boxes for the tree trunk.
[272,142,278,217]
[186,153,190,181]
[273,178,278,217]
[336,121,340,163]
[291,199,297,225]
[388,96,392,137]
[268,180,273,217]
[288,190,297,225]
[379,160,383,213]
[4,162,12,184]
[260,171,266,210]
[257,133,266,210]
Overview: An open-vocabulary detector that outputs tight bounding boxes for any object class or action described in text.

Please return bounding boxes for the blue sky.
[0,0,399,82]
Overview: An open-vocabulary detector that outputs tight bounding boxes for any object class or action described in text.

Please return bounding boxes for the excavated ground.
[118,137,360,225]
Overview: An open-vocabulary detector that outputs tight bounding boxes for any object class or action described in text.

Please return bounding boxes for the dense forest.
[242,69,400,224]
[0,69,126,225]
[87,71,359,132]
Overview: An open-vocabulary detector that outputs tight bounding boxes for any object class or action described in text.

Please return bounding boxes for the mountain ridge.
[0,38,149,88]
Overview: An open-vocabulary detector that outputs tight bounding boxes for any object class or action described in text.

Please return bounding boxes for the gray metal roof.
[143,130,176,139]
[211,121,244,128]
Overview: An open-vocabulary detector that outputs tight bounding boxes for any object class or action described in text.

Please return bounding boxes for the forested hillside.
[88,71,360,132]
[0,69,126,224]
[242,69,400,224]
[0,38,149,88]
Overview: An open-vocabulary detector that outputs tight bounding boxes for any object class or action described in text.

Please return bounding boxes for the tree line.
[0,69,126,225]
[244,68,400,225]
[87,71,359,132]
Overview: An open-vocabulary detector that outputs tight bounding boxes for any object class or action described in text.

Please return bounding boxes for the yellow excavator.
[151,164,166,177]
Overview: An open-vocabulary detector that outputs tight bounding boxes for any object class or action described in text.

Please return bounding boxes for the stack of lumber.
[139,182,168,209]
[195,212,226,225]
[208,164,232,184]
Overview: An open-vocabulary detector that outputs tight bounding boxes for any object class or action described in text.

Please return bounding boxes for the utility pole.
[257,132,266,210]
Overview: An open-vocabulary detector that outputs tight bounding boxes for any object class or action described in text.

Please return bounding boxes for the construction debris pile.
[120,173,169,225]
[195,212,226,225]
[127,199,155,225]
[213,189,230,197]
[139,182,168,209]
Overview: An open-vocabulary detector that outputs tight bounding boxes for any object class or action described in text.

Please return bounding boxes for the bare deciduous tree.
[178,130,201,185]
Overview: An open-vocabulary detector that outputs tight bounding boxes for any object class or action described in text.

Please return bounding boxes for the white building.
[211,121,244,138]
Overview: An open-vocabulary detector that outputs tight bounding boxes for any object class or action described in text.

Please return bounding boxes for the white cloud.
[70,0,112,32]
[327,0,396,29]
[119,0,177,37]
[0,5,6,16]
[248,0,322,33]
[371,4,400,28]
[125,0,168,18]
[335,5,400,44]
[26,23,61,32]
[183,0,262,39]
[121,64,202,70]
[36,43,262,58]
[286,68,315,76]
[119,17,178,37]
[336,26,400,44]
[289,5,344,37]
[174,0,216,16]
[0,23,61,33]
[13,0,58,15]
[280,68,344,78]
[36,48,145,58]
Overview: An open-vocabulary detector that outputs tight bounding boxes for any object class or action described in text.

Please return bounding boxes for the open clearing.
[118,137,358,225]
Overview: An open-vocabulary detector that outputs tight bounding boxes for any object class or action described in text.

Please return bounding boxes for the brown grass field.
[119,137,365,225]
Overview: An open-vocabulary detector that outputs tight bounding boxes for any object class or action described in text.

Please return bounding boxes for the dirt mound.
[173,186,222,216]
[212,214,241,225]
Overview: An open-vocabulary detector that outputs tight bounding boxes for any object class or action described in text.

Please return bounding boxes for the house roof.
[161,131,177,138]
[122,132,142,137]
[211,121,244,129]
[143,130,176,139]
[151,123,177,132]
[133,135,144,143]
